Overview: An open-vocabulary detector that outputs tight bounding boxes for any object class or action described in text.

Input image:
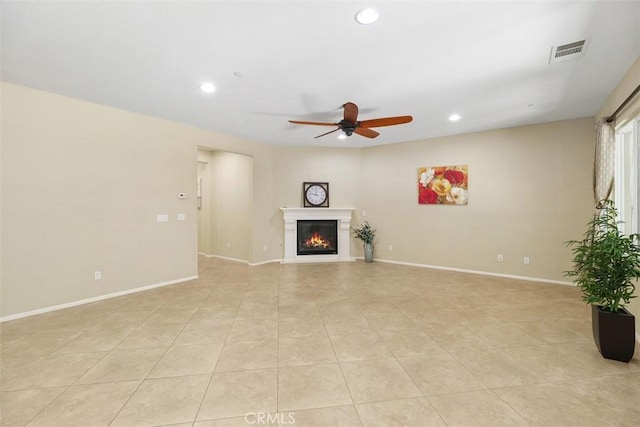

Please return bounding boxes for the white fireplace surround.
[281,207,355,263]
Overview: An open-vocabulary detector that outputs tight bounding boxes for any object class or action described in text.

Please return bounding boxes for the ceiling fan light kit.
[355,8,379,25]
[289,101,413,140]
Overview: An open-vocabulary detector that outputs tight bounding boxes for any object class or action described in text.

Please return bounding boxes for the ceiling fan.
[288,102,413,139]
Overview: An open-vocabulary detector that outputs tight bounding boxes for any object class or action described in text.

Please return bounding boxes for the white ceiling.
[2,1,639,148]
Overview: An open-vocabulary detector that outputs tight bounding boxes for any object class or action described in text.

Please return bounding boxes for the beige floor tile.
[555,342,640,376]
[323,317,373,335]
[504,344,594,381]
[356,397,446,427]
[215,339,278,372]
[197,369,277,420]
[148,343,223,378]
[143,308,198,326]
[54,326,134,353]
[76,348,165,384]
[2,352,106,390]
[115,322,184,350]
[278,316,327,338]
[451,348,541,388]
[191,305,239,322]
[558,374,640,427]
[466,322,543,348]
[0,387,66,426]
[173,320,233,346]
[330,332,394,361]
[397,354,486,396]
[278,335,337,366]
[377,329,445,357]
[111,375,210,426]
[278,363,352,411]
[94,310,155,330]
[235,302,278,320]
[430,328,495,352]
[0,330,81,359]
[27,381,139,426]
[428,390,529,426]
[509,319,591,344]
[364,312,419,332]
[340,358,422,403]
[226,318,278,342]
[4,259,640,427]
[285,405,361,426]
[494,382,618,426]
[194,415,277,426]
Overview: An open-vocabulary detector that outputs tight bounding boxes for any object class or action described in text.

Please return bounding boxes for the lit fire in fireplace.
[302,232,331,249]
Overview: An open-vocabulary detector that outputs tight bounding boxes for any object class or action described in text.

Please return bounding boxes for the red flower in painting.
[419,188,438,204]
[443,169,465,185]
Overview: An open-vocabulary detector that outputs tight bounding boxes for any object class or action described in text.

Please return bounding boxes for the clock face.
[305,184,327,206]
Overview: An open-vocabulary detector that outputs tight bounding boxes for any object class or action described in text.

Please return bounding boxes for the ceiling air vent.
[549,39,588,64]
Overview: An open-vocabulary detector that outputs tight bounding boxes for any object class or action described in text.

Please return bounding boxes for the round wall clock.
[303,182,329,207]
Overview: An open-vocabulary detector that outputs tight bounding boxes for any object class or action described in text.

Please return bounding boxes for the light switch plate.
[157,214,169,222]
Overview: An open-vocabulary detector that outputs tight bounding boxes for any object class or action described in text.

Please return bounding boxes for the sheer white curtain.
[593,118,616,209]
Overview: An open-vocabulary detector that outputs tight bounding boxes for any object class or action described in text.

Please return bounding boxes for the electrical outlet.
[263,244,267,251]
[388,244,393,251]
[94,271,102,280]
[524,256,531,265]
[497,254,504,262]
[226,242,231,249]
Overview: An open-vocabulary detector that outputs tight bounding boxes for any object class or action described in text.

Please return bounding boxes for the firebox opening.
[297,220,338,255]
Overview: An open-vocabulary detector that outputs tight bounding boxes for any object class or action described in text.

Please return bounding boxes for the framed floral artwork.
[418,165,468,205]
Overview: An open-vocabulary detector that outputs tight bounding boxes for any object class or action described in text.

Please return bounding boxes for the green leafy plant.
[352,221,376,244]
[565,200,640,312]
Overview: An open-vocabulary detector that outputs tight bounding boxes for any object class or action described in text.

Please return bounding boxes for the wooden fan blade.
[359,116,413,128]
[314,127,341,139]
[289,120,339,126]
[354,127,380,138]
[343,102,359,124]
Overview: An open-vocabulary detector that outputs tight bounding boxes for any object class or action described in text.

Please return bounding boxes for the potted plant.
[352,221,376,263]
[565,199,640,362]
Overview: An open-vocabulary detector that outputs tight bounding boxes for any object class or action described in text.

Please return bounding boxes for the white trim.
[373,258,573,286]
[0,276,198,322]
[636,332,640,344]
[249,259,282,267]
[199,253,249,264]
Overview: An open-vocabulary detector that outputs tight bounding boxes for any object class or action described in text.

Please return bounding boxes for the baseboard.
[373,258,573,286]
[249,259,283,267]
[0,275,198,322]
[199,252,250,264]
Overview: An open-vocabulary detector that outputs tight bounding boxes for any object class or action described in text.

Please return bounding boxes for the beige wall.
[0,80,609,318]
[0,82,278,317]
[271,145,364,254]
[197,149,252,261]
[359,118,594,282]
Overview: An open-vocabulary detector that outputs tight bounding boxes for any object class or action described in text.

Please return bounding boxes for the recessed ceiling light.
[449,114,461,122]
[355,8,379,25]
[200,82,215,93]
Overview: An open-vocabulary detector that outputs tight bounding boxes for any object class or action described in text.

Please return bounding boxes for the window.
[615,118,639,234]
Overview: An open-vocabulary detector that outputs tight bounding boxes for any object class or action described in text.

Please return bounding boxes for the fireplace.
[297,220,338,255]
[281,208,355,263]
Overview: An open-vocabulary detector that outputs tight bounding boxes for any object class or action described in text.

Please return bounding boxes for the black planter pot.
[592,305,636,363]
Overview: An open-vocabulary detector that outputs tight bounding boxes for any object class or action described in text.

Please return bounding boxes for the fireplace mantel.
[281,208,355,263]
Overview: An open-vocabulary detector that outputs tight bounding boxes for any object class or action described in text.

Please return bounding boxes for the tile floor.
[1,257,639,426]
